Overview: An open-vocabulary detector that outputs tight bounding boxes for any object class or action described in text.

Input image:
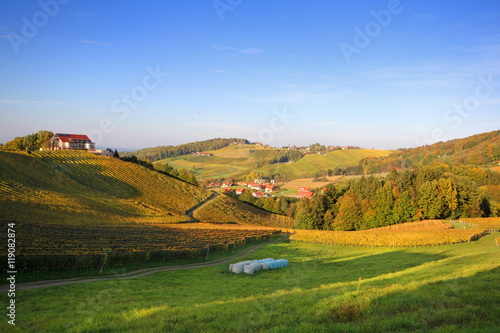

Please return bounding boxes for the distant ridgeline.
[121,138,249,162]
[360,130,500,173]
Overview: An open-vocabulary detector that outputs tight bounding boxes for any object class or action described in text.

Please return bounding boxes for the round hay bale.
[250,263,262,271]
[261,262,270,270]
[231,264,244,274]
[243,265,255,275]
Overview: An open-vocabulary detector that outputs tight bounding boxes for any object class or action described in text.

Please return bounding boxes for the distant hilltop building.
[49,133,95,151]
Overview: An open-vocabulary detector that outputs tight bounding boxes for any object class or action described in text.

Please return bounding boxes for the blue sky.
[1,0,499,150]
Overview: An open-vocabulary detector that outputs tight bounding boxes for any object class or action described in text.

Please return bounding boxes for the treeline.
[121,138,248,162]
[360,130,500,174]
[1,130,53,152]
[155,163,198,186]
[120,156,198,185]
[293,164,500,231]
[253,150,303,168]
[235,163,500,231]
[234,190,298,216]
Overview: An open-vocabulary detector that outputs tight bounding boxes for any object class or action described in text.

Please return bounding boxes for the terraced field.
[193,194,295,228]
[290,218,500,247]
[0,220,280,273]
[0,150,211,224]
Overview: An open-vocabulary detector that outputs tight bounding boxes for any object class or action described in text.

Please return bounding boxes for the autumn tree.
[418,180,443,219]
[333,189,361,231]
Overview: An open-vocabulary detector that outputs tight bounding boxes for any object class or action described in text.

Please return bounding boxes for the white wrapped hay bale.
[231,263,244,274]
[243,265,255,275]
[250,263,262,271]
[229,258,287,274]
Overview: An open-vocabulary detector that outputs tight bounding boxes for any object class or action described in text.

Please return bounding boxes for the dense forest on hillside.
[121,138,248,162]
[247,163,500,230]
[360,130,500,174]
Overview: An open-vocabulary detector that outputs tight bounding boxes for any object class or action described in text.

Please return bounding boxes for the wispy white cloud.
[1,35,10,39]
[240,47,263,54]
[81,40,111,47]
[0,99,63,105]
[213,44,263,54]
[229,90,348,104]
[212,44,235,51]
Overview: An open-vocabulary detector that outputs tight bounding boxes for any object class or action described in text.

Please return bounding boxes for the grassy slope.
[154,144,277,179]
[259,149,393,179]
[0,150,211,224]
[155,146,393,180]
[193,194,295,228]
[6,233,499,332]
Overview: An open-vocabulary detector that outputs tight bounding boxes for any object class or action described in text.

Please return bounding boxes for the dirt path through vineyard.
[1,235,289,291]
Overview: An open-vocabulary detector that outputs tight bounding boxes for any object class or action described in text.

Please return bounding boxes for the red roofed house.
[236,188,245,195]
[298,186,313,198]
[299,191,314,198]
[237,181,248,186]
[248,182,263,190]
[49,133,95,151]
[223,188,234,193]
[252,191,266,198]
[265,184,275,193]
[321,188,327,194]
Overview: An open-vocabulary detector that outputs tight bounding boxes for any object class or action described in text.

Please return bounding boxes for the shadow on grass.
[267,247,449,289]
[327,266,500,331]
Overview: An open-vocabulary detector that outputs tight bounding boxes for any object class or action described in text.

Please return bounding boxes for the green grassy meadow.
[155,146,393,181]
[259,149,393,179]
[5,233,499,332]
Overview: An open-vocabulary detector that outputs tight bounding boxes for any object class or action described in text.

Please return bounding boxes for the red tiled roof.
[55,133,92,143]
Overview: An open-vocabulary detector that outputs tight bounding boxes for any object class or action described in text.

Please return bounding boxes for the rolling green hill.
[259,149,393,179]
[154,144,278,180]
[121,138,248,162]
[0,150,212,224]
[0,149,289,227]
[155,145,393,181]
[361,129,500,173]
